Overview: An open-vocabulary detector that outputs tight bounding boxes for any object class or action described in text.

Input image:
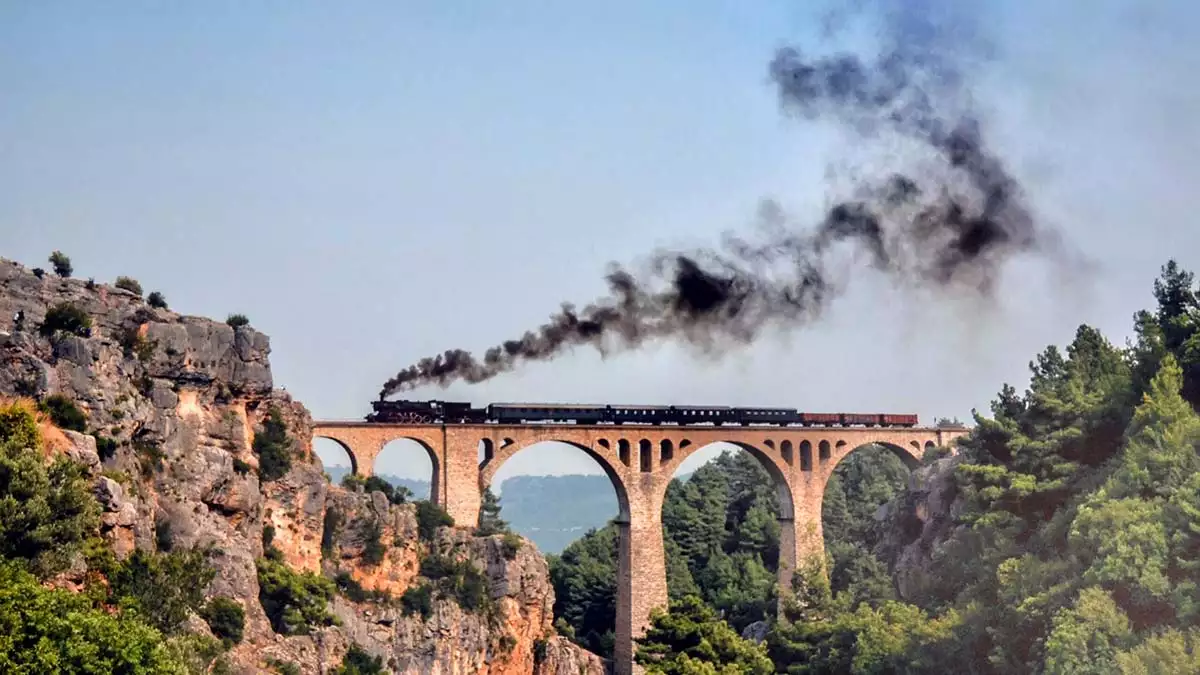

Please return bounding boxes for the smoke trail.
[379,3,1058,399]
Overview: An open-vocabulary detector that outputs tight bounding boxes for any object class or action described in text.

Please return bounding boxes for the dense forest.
[617,260,1200,673]
[548,442,910,659]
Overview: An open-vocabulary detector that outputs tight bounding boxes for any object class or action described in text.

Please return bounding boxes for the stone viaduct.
[311,421,966,674]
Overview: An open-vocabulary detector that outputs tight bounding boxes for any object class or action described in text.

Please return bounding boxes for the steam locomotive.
[366,399,919,428]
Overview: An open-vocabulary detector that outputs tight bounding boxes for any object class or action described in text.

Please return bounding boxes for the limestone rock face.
[536,637,607,675]
[0,258,603,675]
[875,455,965,601]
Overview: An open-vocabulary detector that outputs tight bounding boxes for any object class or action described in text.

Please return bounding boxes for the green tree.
[115,276,144,296]
[148,291,169,309]
[38,393,87,432]
[256,555,337,635]
[477,485,510,536]
[200,597,246,646]
[254,407,294,481]
[0,401,98,577]
[0,560,188,673]
[1115,629,1200,674]
[415,500,454,541]
[39,302,92,338]
[332,645,384,675]
[48,250,72,277]
[1043,587,1134,675]
[549,524,619,657]
[635,595,773,675]
[107,547,216,634]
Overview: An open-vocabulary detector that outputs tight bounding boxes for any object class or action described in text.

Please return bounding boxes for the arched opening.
[639,439,653,472]
[800,440,813,471]
[780,440,794,467]
[660,439,674,464]
[313,437,357,482]
[659,441,793,636]
[370,438,437,502]
[819,440,831,464]
[618,439,631,467]
[479,438,494,465]
[820,442,917,606]
[485,441,629,662]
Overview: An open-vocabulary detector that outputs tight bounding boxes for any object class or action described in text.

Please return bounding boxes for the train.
[365,399,920,428]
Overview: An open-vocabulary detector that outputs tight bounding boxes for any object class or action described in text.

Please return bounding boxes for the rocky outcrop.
[874,455,965,601]
[536,637,607,675]
[0,257,603,675]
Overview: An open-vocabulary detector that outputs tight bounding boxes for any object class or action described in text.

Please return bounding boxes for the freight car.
[366,400,920,428]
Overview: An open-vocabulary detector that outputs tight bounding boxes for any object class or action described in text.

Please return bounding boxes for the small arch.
[639,439,653,472]
[680,439,692,449]
[800,440,813,471]
[836,440,847,449]
[618,439,631,467]
[924,440,936,454]
[781,440,794,466]
[481,439,631,526]
[818,440,831,463]
[500,438,515,449]
[839,441,922,472]
[660,439,674,463]
[373,437,438,501]
[820,442,918,599]
[313,436,358,479]
[479,438,494,466]
[910,441,920,451]
[598,439,611,450]
[764,439,776,450]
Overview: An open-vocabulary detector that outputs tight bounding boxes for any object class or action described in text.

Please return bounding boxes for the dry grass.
[0,395,72,456]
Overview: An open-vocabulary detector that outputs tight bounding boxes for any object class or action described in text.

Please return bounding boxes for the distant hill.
[322,466,626,554]
[497,475,619,554]
[324,466,431,501]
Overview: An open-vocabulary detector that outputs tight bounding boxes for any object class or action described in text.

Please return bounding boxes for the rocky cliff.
[0,257,604,675]
[874,454,965,602]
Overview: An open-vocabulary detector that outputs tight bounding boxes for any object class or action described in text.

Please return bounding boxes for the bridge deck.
[313,420,962,433]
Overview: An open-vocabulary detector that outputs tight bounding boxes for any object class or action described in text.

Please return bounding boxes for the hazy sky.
[4,1,1200,483]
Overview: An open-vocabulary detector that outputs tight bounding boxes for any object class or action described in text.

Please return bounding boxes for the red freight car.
[881,414,919,427]
[842,413,881,426]
[798,412,841,426]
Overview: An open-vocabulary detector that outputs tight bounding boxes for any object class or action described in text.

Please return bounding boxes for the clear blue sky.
[4,1,1200,483]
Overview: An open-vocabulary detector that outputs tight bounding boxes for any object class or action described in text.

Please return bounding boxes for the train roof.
[489,402,610,409]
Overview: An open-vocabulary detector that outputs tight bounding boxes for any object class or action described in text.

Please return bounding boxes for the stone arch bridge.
[312,421,966,674]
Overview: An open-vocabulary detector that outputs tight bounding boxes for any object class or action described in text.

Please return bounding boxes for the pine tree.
[635,595,773,675]
[477,486,509,536]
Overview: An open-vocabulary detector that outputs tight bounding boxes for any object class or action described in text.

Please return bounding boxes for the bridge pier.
[615,476,669,675]
[442,426,482,526]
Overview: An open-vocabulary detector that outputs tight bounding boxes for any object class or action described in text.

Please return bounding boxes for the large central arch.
[817,441,922,601]
[479,438,632,524]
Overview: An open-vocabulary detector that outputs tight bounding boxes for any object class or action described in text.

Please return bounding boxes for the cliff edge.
[0,257,603,675]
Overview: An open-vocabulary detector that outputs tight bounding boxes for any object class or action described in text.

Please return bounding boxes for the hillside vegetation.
[625,260,1200,673]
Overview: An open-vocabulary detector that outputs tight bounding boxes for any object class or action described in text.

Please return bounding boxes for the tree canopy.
[556,259,1200,674]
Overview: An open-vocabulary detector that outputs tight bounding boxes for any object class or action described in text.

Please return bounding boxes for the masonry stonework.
[312,421,967,675]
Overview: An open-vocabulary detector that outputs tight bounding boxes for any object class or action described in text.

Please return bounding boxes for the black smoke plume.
[379,5,1056,399]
